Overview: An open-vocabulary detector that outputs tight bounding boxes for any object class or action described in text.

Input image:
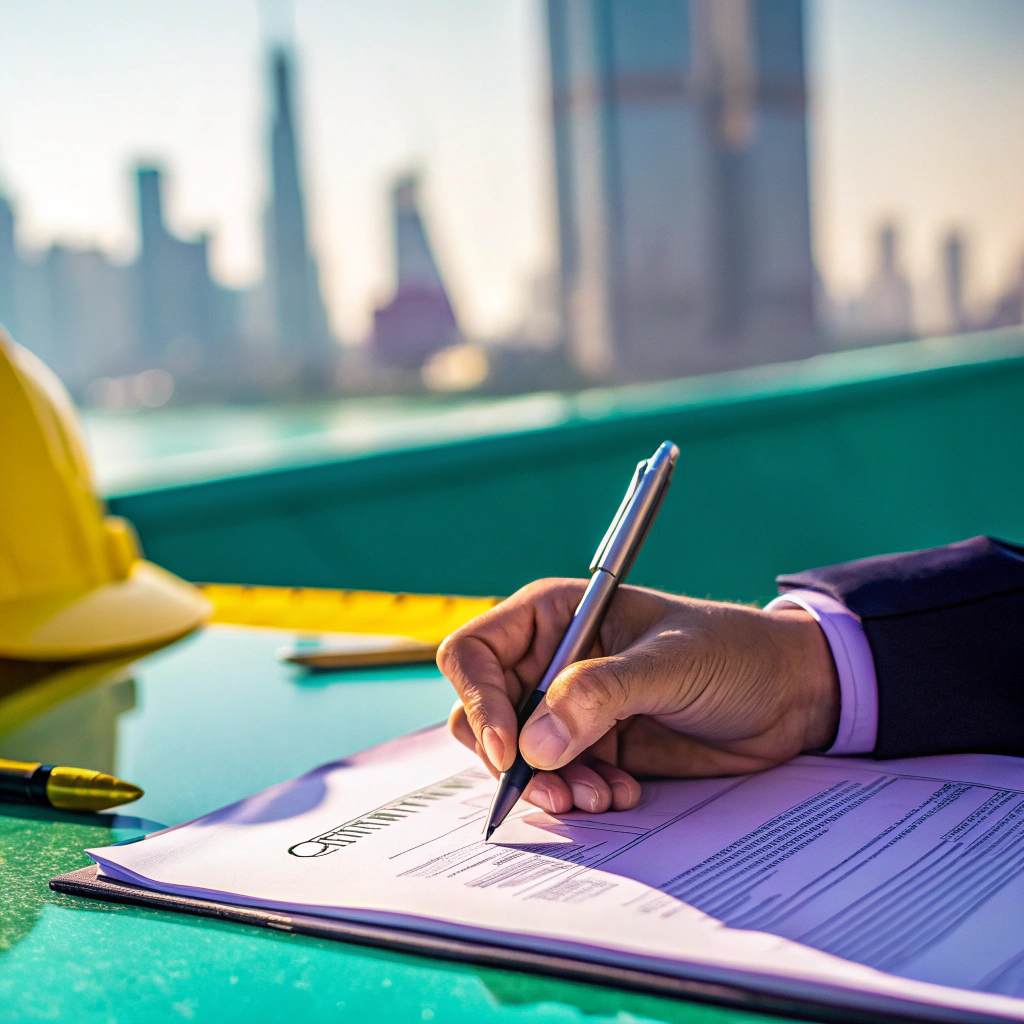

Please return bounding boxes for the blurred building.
[1,169,238,399]
[136,166,235,363]
[983,254,1024,331]
[264,47,332,365]
[0,46,340,404]
[39,245,139,389]
[826,226,1024,346]
[942,231,1024,334]
[0,190,139,394]
[371,172,459,370]
[942,230,968,334]
[847,223,914,342]
[546,0,817,382]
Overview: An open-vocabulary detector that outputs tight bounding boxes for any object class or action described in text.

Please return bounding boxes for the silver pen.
[483,440,680,840]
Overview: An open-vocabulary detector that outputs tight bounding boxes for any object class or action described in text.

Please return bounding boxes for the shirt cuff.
[764,588,878,755]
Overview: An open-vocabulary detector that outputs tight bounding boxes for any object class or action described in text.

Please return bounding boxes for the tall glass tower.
[547,0,816,381]
[265,47,330,359]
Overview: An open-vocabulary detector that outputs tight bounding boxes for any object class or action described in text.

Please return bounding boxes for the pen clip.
[615,462,674,583]
[590,459,647,574]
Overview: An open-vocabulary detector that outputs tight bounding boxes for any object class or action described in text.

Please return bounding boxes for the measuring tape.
[199,584,501,644]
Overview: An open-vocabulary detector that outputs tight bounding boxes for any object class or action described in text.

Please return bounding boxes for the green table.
[0,626,771,1024]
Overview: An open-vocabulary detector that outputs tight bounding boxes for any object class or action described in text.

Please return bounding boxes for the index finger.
[437,578,588,772]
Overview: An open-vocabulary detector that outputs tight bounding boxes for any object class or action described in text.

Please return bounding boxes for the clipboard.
[51,865,1001,1024]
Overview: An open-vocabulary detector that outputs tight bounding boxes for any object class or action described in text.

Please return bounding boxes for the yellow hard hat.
[0,330,210,659]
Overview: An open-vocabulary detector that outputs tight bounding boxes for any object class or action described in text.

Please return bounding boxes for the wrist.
[770,608,841,751]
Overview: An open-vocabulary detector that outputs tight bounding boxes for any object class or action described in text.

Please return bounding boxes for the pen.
[278,635,439,670]
[483,440,679,840]
[0,757,143,812]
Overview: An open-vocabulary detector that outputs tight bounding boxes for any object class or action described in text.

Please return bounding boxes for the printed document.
[89,727,1024,1020]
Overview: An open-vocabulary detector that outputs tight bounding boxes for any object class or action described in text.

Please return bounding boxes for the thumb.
[519,655,649,770]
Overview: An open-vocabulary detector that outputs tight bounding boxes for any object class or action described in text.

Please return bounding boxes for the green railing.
[108,329,1024,605]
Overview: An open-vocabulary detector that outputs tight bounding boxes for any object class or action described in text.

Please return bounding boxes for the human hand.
[438,579,839,815]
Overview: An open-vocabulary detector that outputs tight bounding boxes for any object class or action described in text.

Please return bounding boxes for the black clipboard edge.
[51,866,1003,1024]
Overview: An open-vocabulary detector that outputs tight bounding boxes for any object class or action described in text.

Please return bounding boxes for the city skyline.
[0,46,352,403]
[1,0,1023,346]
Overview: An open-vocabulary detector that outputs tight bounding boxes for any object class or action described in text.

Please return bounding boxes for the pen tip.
[46,767,144,812]
[484,824,496,841]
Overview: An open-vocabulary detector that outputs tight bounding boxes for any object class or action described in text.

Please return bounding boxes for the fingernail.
[569,780,601,813]
[611,781,632,808]
[529,778,556,813]
[520,714,569,768]
[481,727,504,770]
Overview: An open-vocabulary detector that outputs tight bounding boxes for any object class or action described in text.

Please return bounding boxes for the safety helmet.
[0,330,209,659]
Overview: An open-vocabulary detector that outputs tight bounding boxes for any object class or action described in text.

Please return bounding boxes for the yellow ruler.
[198,584,501,644]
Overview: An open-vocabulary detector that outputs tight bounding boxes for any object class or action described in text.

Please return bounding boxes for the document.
[89,727,1024,1021]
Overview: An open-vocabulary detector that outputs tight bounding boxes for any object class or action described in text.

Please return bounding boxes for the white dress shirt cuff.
[764,588,878,755]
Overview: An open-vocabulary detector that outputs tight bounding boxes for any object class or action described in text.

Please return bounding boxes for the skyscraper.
[0,190,137,391]
[853,223,914,340]
[546,0,817,381]
[942,230,967,333]
[264,46,331,361]
[41,244,139,390]
[371,172,459,369]
[135,166,223,360]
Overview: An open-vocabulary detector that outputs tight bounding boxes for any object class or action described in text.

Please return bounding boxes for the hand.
[438,579,839,815]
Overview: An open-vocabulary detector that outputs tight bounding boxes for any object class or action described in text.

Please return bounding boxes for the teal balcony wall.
[107,330,1024,605]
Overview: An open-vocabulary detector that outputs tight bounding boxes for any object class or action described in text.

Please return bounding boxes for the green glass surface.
[0,628,777,1024]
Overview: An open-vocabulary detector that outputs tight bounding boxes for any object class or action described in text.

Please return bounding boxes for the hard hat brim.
[0,561,211,660]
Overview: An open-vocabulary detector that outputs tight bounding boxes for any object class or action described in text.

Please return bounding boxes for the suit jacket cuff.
[765,589,878,755]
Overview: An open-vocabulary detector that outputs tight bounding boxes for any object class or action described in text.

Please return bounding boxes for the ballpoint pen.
[483,440,680,840]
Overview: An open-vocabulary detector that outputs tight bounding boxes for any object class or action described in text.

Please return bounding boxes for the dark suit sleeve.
[776,536,1024,759]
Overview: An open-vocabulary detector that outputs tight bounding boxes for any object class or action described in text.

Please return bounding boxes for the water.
[81,393,575,495]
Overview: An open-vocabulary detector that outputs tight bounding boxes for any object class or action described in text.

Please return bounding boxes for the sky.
[0,0,1022,340]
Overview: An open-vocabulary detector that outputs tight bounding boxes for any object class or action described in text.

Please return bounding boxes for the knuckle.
[435,633,459,672]
[566,663,627,715]
[524,577,580,600]
[461,685,505,732]
[461,687,489,720]
[436,633,480,681]
[520,578,550,596]
[555,578,587,600]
